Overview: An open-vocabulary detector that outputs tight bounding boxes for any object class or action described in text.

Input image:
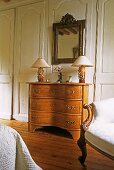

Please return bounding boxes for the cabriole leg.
[77,125,87,167]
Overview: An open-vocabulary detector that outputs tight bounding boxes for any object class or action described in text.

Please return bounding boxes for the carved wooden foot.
[77,125,87,166]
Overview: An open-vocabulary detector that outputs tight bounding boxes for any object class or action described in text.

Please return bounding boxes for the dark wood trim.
[52,13,85,64]
[82,103,93,130]
[77,125,87,167]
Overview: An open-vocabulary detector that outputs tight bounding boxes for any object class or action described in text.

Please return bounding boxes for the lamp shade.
[32,58,50,68]
[72,55,93,67]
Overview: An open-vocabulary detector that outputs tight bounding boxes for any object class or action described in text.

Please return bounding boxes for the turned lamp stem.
[78,66,85,83]
[37,67,45,82]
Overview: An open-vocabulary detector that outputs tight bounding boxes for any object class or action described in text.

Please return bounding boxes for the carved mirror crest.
[52,13,85,64]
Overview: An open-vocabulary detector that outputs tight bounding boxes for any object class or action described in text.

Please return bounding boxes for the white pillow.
[92,98,114,123]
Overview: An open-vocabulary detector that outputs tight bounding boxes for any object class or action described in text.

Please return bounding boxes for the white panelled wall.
[13,1,47,121]
[95,0,114,100]
[0,0,113,121]
[0,9,14,119]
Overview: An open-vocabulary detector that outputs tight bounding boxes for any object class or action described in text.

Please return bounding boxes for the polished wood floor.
[0,119,114,170]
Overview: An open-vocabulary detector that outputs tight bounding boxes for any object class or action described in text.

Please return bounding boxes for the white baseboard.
[0,114,12,120]
[13,114,28,122]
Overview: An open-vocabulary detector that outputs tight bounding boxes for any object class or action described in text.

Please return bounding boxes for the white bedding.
[0,124,42,170]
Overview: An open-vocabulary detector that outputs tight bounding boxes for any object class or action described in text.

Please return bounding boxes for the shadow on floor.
[36,126,73,139]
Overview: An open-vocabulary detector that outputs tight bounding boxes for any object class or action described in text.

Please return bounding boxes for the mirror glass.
[58,27,79,59]
[52,13,85,64]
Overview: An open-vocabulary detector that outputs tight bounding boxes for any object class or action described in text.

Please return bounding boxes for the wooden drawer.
[65,85,82,99]
[29,112,54,124]
[29,112,81,130]
[30,84,65,98]
[65,101,82,114]
[29,98,64,112]
[55,114,81,130]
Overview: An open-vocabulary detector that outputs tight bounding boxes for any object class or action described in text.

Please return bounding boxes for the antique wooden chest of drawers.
[28,82,89,140]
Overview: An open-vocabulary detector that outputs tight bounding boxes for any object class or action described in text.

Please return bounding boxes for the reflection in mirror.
[58,27,79,59]
[53,13,85,64]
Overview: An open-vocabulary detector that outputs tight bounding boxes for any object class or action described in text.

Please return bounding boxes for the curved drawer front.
[65,86,82,99]
[55,114,81,130]
[30,98,64,112]
[65,101,82,114]
[29,112,54,124]
[29,112,81,129]
[30,84,65,98]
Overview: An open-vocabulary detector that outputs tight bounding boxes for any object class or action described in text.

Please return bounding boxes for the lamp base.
[79,79,85,83]
[37,67,44,82]
[78,66,85,83]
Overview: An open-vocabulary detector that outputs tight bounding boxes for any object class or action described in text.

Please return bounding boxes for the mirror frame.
[52,13,85,64]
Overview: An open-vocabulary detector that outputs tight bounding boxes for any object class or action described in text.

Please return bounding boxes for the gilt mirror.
[52,13,85,64]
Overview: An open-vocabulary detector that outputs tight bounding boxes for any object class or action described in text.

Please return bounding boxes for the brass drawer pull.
[49,89,56,95]
[50,104,56,110]
[31,103,41,110]
[50,104,56,107]
[66,105,76,110]
[66,90,75,95]
[66,120,75,125]
[32,88,40,94]
[31,116,38,121]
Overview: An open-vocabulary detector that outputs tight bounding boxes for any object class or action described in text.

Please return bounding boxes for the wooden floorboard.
[0,119,114,170]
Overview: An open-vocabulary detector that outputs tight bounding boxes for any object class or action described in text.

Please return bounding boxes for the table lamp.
[71,55,93,83]
[32,57,50,82]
